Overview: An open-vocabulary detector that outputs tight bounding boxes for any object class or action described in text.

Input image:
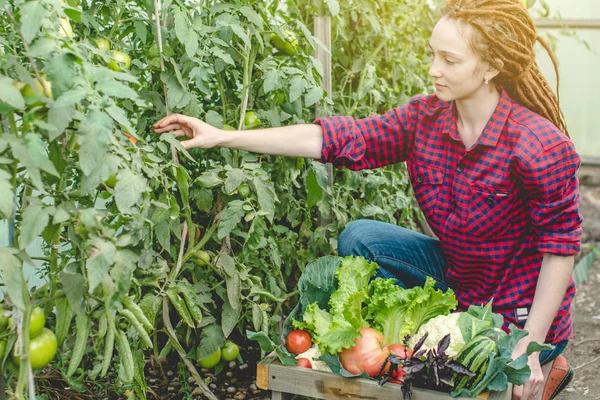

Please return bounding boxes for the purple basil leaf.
[413,332,428,353]
[437,333,451,354]
[446,360,476,376]
[404,363,426,374]
[414,350,426,358]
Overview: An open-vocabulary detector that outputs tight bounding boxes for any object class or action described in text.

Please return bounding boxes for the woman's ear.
[486,58,504,80]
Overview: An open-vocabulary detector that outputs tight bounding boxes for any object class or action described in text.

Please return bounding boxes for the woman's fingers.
[154,114,191,129]
[154,123,182,133]
[172,130,186,137]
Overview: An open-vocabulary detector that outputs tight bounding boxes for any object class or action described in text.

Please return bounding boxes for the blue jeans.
[337,219,567,365]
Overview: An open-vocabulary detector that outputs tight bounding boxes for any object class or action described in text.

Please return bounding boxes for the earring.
[484,77,490,85]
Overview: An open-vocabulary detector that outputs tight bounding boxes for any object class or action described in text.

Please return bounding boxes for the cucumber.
[453,335,498,392]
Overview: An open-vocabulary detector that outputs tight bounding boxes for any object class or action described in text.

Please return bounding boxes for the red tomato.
[297,358,312,368]
[181,225,201,242]
[387,343,412,383]
[388,343,412,359]
[339,327,390,377]
[285,330,312,355]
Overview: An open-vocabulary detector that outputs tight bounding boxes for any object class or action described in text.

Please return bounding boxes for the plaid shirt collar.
[441,88,514,148]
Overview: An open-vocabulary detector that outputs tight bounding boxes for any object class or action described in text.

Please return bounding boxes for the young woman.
[154,1,581,399]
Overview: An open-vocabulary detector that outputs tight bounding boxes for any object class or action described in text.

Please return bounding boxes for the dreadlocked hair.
[440,0,569,136]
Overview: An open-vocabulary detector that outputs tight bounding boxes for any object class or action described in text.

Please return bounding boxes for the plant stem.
[181,222,218,264]
[161,298,218,400]
[348,40,386,115]
[217,72,228,118]
[4,6,52,98]
[236,28,256,168]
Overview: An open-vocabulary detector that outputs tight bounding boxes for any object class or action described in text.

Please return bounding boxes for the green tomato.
[197,347,221,369]
[0,306,9,332]
[221,341,240,362]
[29,307,45,339]
[105,174,117,189]
[270,31,298,56]
[238,184,251,198]
[59,17,73,38]
[9,306,45,338]
[96,38,110,51]
[13,328,57,370]
[108,50,131,72]
[193,251,211,267]
[18,76,53,108]
[243,111,260,129]
[223,124,236,131]
[0,341,6,359]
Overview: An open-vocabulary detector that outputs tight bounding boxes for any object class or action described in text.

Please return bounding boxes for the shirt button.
[456,164,464,172]
[417,176,423,183]
[486,197,494,205]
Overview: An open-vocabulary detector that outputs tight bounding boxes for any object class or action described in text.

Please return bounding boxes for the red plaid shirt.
[315,89,582,344]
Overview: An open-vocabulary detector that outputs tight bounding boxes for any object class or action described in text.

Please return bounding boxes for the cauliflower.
[296,345,332,372]
[408,313,466,357]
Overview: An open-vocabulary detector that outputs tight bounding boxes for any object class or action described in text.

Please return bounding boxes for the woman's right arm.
[153,114,323,160]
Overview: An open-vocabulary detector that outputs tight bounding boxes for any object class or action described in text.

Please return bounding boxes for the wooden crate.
[257,352,512,400]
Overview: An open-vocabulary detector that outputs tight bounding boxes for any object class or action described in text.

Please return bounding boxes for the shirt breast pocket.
[412,162,445,220]
[465,183,519,238]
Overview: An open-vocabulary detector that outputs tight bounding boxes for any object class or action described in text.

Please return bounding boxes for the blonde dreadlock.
[440,0,569,136]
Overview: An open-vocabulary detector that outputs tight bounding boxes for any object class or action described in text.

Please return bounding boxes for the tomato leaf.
[18,199,50,250]
[20,1,48,44]
[197,324,225,360]
[86,238,116,293]
[221,298,239,338]
[60,269,85,315]
[217,200,244,239]
[0,75,25,109]
[238,7,263,29]
[0,169,15,218]
[115,168,147,214]
[252,175,277,223]
[0,248,26,310]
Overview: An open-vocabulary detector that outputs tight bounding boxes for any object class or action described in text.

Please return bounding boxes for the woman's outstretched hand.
[153,114,224,150]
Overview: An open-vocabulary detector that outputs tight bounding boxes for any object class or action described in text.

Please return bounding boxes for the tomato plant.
[0,0,436,397]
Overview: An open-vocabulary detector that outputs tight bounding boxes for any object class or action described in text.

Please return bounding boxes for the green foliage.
[0,0,435,397]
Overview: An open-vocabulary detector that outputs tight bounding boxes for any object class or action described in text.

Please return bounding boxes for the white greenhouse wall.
[534,0,600,161]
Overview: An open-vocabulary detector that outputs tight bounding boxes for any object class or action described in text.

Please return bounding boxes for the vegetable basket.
[256,351,512,400]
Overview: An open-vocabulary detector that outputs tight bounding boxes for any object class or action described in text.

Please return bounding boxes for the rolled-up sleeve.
[313,96,422,170]
[522,141,583,255]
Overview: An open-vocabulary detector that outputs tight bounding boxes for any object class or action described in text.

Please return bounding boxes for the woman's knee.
[338,219,377,257]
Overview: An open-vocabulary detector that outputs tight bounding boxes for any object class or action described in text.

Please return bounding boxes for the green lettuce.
[367,276,458,345]
[295,256,458,354]
[294,256,377,354]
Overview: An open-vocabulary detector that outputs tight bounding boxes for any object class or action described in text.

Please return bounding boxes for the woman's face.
[428,17,494,102]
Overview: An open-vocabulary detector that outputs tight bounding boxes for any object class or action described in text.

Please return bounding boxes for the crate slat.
[257,352,511,400]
